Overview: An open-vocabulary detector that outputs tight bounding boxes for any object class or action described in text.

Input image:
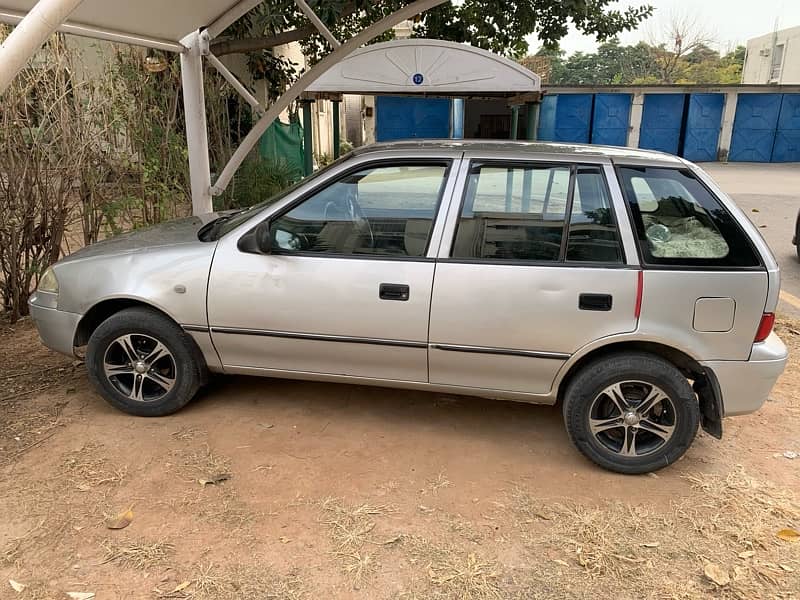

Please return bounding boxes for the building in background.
[743,25,800,84]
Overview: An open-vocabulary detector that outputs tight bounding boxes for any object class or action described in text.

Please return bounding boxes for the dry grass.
[101,538,173,570]
[191,561,305,599]
[507,467,800,598]
[181,444,232,478]
[320,498,398,587]
[401,537,504,600]
[62,443,127,489]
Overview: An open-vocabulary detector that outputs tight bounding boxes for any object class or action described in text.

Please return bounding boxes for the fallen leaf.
[783,451,798,460]
[279,536,291,544]
[168,581,191,593]
[259,423,274,429]
[738,550,755,559]
[780,564,795,572]
[66,593,95,600]
[8,580,25,593]
[105,507,134,530]
[199,473,231,487]
[777,528,800,542]
[641,542,660,548]
[704,563,730,586]
[553,559,569,567]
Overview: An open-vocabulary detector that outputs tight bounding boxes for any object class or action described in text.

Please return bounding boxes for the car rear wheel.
[562,352,700,474]
[86,307,203,416]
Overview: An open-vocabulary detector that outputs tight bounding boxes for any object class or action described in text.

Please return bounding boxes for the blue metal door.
[729,94,782,162]
[591,94,631,146]
[553,94,593,143]
[682,93,724,162]
[536,94,557,141]
[772,94,800,162]
[639,94,686,154]
[375,96,451,141]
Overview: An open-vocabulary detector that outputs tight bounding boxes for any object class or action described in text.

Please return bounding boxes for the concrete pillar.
[302,100,314,175]
[627,92,644,148]
[510,106,520,140]
[180,31,213,215]
[451,98,465,139]
[717,91,739,162]
[333,100,341,158]
[525,102,539,141]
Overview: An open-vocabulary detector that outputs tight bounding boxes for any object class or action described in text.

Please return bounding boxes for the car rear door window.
[617,167,760,267]
[567,167,623,263]
[451,163,623,263]
[270,163,448,257]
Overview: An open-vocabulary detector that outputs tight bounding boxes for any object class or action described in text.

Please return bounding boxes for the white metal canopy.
[308,39,541,96]
[0,0,264,50]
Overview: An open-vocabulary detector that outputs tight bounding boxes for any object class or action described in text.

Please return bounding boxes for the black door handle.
[579,293,613,311]
[379,283,410,301]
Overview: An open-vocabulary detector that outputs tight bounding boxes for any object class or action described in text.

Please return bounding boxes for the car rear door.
[207,152,461,382]
[428,153,641,396]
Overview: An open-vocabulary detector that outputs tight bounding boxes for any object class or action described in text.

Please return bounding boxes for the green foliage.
[220,156,301,210]
[530,40,745,85]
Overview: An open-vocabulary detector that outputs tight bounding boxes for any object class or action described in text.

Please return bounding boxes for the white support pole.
[205,0,265,40]
[180,31,213,215]
[206,52,264,114]
[0,0,84,95]
[295,0,340,48]
[212,0,448,196]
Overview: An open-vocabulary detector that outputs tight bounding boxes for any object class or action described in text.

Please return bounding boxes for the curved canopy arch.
[308,38,541,97]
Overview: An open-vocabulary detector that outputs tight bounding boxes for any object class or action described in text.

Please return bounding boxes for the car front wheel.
[86,307,203,417]
[562,352,700,474]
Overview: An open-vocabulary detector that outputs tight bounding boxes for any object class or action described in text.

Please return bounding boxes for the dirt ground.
[1,317,799,600]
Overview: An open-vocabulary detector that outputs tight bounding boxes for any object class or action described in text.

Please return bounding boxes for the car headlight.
[38,266,59,294]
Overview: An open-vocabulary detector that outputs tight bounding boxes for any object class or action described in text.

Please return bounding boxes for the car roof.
[351,139,685,165]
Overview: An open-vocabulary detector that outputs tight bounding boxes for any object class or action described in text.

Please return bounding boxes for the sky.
[525,0,800,56]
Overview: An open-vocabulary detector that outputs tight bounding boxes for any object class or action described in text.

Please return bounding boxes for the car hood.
[59,213,221,263]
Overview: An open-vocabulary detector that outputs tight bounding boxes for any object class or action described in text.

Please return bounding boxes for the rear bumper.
[701,332,788,417]
[29,300,81,358]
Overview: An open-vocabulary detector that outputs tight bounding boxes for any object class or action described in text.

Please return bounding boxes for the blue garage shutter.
[639,94,686,155]
[375,96,451,142]
[537,94,557,141]
[772,94,800,162]
[553,94,593,143]
[591,93,631,147]
[729,94,782,162]
[682,93,724,162]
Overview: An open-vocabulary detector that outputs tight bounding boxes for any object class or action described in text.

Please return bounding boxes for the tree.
[646,10,715,84]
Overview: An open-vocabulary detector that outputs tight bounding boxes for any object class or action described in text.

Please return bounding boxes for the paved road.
[701,163,800,318]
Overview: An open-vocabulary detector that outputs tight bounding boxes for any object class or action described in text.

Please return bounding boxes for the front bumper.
[29,298,81,358]
[701,332,788,417]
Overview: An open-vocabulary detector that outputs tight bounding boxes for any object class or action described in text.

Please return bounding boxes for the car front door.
[207,155,459,383]
[428,155,640,397]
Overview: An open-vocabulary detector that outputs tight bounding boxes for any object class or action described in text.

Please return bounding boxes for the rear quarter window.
[617,167,761,268]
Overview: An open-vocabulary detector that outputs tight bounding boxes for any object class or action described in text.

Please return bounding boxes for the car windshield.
[201,154,352,241]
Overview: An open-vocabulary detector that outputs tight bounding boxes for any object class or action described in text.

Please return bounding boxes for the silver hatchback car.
[29,141,787,473]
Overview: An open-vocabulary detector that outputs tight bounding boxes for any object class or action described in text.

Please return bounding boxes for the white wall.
[743,25,800,84]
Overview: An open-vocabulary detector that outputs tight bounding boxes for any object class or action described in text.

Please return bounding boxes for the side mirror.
[237,221,272,254]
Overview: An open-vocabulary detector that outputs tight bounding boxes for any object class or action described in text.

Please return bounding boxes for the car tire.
[86,307,204,417]
[562,352,700,474]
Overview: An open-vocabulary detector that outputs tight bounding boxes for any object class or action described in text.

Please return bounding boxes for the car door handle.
[579,293,613,311]
[379,283,410,301]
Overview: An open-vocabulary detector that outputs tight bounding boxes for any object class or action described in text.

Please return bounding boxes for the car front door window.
[269,164,449,257]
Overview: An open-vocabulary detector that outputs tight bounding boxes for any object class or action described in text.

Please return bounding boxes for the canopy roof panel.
[307,39,541,97]
[0,0,259,50]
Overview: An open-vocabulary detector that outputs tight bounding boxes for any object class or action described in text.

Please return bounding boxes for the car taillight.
[754,313,775,343]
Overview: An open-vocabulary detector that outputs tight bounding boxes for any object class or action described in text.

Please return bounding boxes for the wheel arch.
[74,297,182,348]
[555,339,722,439]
